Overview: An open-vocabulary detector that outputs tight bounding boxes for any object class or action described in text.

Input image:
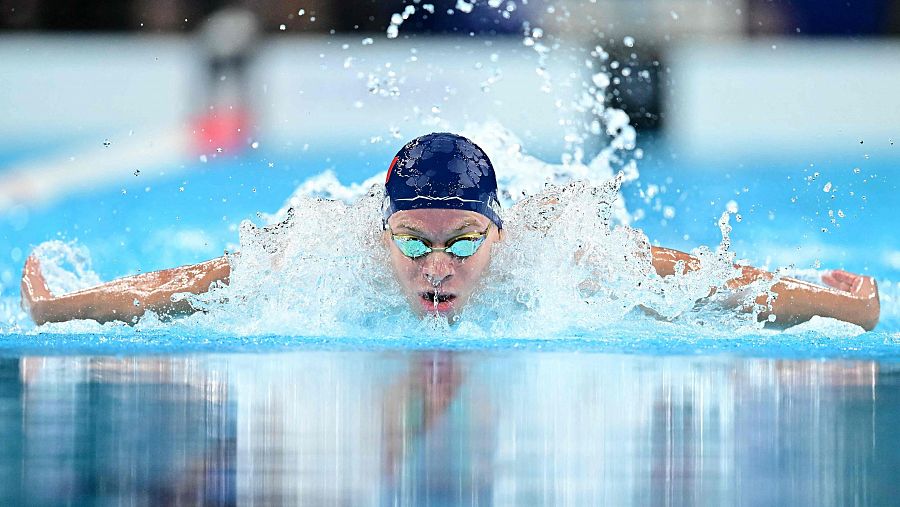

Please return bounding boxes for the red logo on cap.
[385,156,399,184]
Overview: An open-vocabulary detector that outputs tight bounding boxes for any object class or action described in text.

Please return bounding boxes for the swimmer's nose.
[423,253,453,286]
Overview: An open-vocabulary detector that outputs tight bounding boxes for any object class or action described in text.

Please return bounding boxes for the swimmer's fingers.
[823,269,878,300]
[822,269,858,292]
[821,272,850,292]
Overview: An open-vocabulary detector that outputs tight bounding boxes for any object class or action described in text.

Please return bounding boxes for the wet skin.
[384,209,502,320]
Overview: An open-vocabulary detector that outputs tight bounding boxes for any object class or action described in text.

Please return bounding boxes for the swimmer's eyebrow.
[449,221,481,233]
[392,221,483,236]
[392,224,428,235]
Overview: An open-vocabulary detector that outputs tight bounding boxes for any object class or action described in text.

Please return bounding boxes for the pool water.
[2,351,900,505]
[1,136,898,504]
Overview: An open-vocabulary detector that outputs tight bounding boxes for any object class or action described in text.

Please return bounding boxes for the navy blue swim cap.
[383,133,503,229]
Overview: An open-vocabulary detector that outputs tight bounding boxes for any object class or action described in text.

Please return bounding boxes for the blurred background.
[1,0,898,305]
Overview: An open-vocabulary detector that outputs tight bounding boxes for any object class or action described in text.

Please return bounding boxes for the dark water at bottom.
[1,350,899,506]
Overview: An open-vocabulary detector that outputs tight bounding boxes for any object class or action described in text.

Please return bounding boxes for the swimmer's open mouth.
[419,291,456,312]
[421,291,455,304]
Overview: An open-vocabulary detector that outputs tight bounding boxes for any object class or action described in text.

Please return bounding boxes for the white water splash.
[31,241,102,296]
[16,120,772,337]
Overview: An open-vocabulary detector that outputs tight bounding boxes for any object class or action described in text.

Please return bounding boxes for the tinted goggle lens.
[394,237,431,258]
[392,235,486,259]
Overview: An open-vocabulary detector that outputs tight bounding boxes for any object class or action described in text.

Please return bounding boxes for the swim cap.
[383,133,503,229]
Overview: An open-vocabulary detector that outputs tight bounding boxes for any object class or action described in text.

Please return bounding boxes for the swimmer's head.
[383,132,502,229]
[382,133,503,318]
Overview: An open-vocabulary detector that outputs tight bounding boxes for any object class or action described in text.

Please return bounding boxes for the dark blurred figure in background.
[747,0,900,36]
[0,0,527,33]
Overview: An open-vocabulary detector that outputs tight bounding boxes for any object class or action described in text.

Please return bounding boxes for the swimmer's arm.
[650,246,880,331]
[20,254,231,325]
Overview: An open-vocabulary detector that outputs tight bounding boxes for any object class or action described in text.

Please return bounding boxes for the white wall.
[665,39,900,158]
[0,35,199,142]
[0,35,578,154]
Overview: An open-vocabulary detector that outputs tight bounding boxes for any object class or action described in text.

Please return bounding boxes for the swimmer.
[20,133,881,330]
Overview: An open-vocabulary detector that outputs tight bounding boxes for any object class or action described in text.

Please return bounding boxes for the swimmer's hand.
[649,247,880,331]
[819,269,880,329]
[20,255,54,324]
[821,269,879,300]
[20,253,231,326]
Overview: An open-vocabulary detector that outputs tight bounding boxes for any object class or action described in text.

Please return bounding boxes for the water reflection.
[1,351,898,505]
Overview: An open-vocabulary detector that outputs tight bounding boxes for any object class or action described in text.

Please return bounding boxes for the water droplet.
[591,72,610,88]
[623,36,635,48]
[297,9,305,15]
[199,154,208,163]
[431,105,441,114]
[279,24,286,31]
[456,0,474,13]
[133,169,140,176]
[362,37,374,46]
[837,209,845,218]
[251,141,259,149]
[216,147,223,153]
[853,167,861,174]
[133,299,141,307]
[268,162,275,168]
[102,139,111,147]
[670,10,679,20]
[822,181,832,192]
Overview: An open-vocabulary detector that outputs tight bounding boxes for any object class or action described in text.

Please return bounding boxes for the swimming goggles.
[391,227,489,259]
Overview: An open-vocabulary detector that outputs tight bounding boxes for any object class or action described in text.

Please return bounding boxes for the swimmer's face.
[384,209,501,319]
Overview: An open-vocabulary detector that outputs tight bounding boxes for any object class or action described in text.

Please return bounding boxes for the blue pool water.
[1,135,899,504]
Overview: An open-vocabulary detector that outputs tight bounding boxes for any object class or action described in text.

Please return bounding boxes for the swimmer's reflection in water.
[20,133,881,330]
[381,352,496,503]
